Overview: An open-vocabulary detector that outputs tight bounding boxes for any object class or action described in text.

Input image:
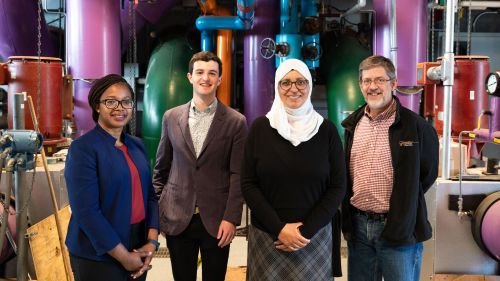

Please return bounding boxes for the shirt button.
[196,166,200,170]
[365,199,369,202]
[365,180,368,184]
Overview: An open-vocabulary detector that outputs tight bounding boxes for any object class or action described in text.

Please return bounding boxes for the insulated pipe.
[67,0,121,137]
[0,0,56,60]
[373,0,427,113]
[243,0,279,124]
[441,0,457,179]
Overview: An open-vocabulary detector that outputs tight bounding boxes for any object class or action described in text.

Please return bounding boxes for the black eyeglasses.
[279,79,309,91]
[99,99,134,109]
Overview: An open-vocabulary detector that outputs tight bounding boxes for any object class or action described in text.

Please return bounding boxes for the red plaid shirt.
[350,100,396,213]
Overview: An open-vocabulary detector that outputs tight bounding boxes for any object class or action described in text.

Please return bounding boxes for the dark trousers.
[166,214,230,281]
[70,254,147,281]
[70,221,146,281]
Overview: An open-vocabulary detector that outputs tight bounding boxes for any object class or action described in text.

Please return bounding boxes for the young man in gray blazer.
[153,51,247,281]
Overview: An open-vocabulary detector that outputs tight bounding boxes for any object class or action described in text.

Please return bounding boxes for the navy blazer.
[65,125,159,261]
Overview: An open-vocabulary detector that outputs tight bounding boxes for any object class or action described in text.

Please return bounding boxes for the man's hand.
[217,220,236,247]
[276,222,310,251]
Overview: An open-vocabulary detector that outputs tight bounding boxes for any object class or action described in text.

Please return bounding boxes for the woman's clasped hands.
[274,222,310,252]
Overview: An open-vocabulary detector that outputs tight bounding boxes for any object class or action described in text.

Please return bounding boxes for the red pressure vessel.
[434,56,490,135]
[7,56,63,141]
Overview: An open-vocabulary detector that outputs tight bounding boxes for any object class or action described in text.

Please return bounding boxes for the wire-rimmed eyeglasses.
[279,79,309,91]
[360,77,393,87]
[99,99,135,109]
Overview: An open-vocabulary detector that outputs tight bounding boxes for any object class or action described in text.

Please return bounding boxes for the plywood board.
[27,205,72,281]
[226,266,246,281]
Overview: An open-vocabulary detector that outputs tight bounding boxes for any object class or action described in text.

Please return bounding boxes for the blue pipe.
[301,0,316,18]
[280,0,299,34]
[201,30,214,51]
[196,0,255,50]
[276,0,300,67]
[196,16,249,31]
[237,0,255,27]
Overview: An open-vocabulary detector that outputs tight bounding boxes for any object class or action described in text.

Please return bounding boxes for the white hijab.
[266,59,324,146]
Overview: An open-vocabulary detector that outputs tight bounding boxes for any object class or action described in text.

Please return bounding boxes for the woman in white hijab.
[241,59,347,280]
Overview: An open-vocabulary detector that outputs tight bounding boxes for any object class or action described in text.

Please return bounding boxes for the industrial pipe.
[0,0,56,60]
[441,0,457,179]
[243,0,278,125]
[0,158,15,257]
[66,0,121,136]
[389,0,397,69]
[195,0,255,30]
[276,0,301,67]
[196,0,255,106]
[301,0,320,69]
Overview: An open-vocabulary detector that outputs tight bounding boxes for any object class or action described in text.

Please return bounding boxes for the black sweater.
[241,117,346,239]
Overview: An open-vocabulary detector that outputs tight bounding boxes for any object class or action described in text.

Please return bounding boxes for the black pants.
[70,222,146,281]
[166,214,230,281]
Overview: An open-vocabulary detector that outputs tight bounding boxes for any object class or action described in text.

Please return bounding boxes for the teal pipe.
[201,30,214,51]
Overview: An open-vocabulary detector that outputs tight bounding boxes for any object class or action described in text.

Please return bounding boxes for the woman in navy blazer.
[65,74,159,281]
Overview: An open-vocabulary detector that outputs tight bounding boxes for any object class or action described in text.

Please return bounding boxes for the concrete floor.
[146,234,348,281]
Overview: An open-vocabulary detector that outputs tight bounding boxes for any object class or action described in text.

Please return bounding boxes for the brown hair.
[358,55,396,81]
[188,51,222,76]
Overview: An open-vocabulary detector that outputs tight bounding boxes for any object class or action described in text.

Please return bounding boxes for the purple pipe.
[0,0,56,60]
[119,0,180,52]
[373,0,427,113]
[67,0,121,137]
[481,200,500,261]
[492,97,500,133]
[243,0,279,125]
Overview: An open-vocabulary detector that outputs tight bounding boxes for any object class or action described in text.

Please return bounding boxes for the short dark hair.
[87,74,134,122]
[359,55,396,81]
[188,51,222,76]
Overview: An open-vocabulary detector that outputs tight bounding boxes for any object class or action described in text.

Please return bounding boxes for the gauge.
[485,71,500,97]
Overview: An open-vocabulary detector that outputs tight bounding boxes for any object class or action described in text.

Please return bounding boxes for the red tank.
[7,56,64,142]
[423,84,436,120]
[434,56,490,135]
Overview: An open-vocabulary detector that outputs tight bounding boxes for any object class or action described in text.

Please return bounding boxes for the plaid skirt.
[247,224,333,281]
